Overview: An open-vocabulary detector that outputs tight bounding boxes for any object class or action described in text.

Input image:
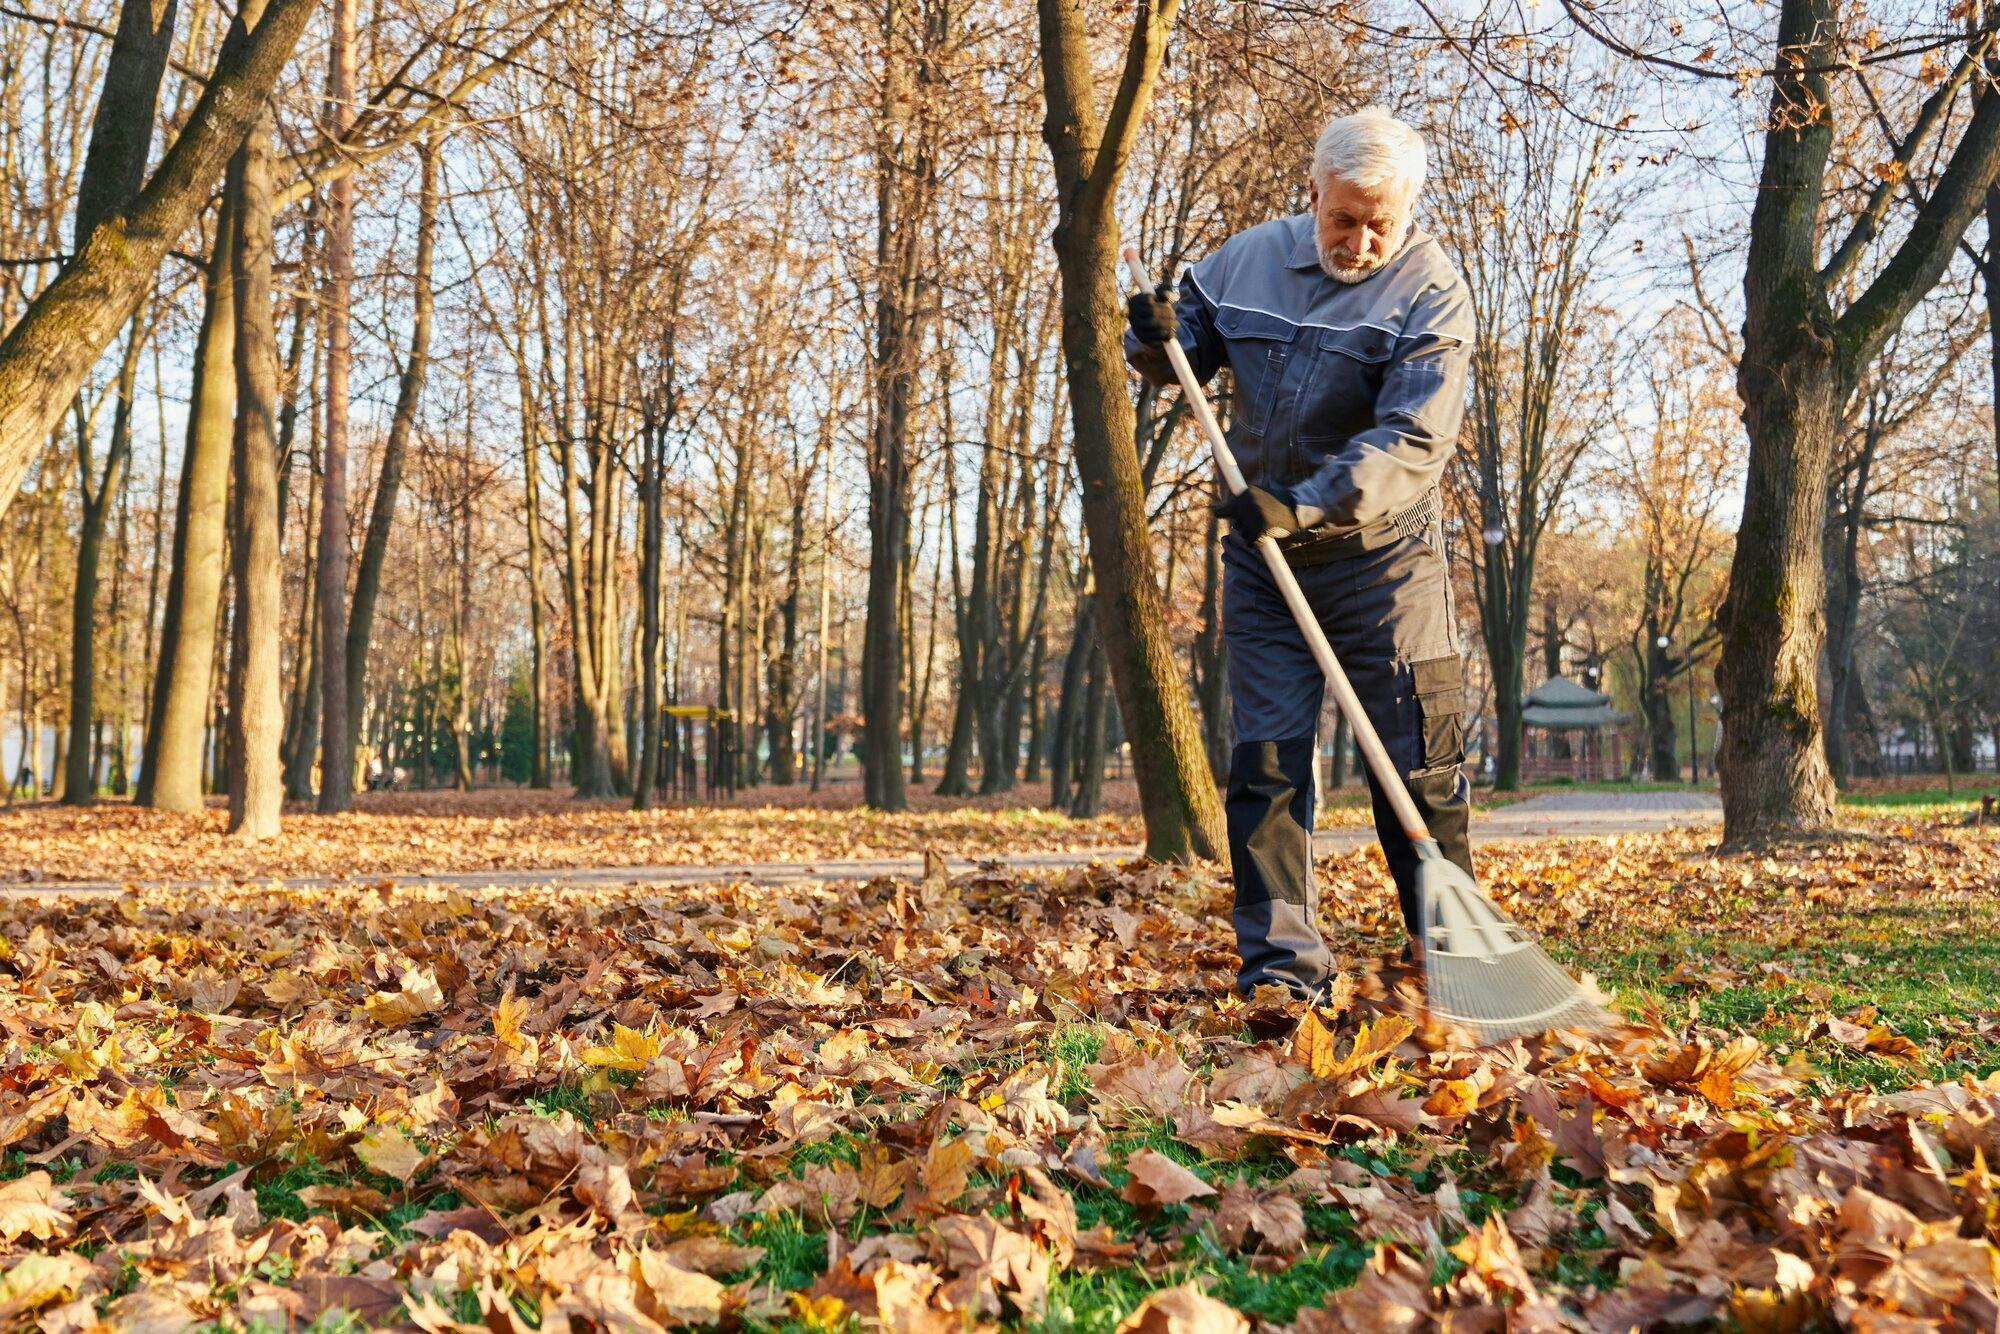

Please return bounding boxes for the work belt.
[1275,489,1439,567]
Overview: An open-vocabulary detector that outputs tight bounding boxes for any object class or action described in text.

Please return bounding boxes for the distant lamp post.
[1482,524,1504,546]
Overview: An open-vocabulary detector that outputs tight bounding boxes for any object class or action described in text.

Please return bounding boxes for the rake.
[1121,249,1609,1044]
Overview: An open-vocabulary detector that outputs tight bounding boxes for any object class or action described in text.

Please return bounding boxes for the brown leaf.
[1289,1245,1434,1332]
[1112,1281,1249,1333]
[1120,1149,1216,1208]
[1199,1178,1306,1254]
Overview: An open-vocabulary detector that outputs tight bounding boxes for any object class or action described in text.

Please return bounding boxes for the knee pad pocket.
[1411,653,1466,775]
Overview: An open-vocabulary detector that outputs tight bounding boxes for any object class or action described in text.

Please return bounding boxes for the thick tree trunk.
[1718,0,2000,840]
[316,0,358,812]
[138,207,236,811]
[1037,0,1221,860]
[1716,1,1844,842]
[225,112,283,841]
[0,0,317,523]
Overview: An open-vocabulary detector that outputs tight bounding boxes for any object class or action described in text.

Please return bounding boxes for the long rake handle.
[1123,249,1432,845]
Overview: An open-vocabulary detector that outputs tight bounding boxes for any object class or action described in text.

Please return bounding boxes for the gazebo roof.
[1520,674,1629,729]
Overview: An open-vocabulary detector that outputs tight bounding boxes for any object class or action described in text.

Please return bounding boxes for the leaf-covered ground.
[0,784,1421,885]
[0,818,1995,1330]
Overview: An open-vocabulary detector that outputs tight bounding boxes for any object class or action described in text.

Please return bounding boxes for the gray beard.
[1317,248,1379,284]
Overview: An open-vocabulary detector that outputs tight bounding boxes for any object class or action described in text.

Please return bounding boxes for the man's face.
[1309,173,1411,284]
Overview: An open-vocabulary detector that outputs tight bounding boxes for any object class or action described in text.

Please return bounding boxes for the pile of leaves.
[0,826,1995,1330]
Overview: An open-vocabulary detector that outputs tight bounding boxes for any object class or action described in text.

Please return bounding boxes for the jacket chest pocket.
[1215,307,1298,441]
[1298,325,1394,446]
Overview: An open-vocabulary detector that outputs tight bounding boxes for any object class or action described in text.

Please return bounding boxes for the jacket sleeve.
[1122,266,1226,389]
[1291,278,1473,531]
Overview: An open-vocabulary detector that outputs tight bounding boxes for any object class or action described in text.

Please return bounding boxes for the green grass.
[1560,917,2000,1093]
[1838,784,1996,821]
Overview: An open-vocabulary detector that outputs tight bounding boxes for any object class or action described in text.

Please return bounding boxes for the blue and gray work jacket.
[1124,214,1474,564]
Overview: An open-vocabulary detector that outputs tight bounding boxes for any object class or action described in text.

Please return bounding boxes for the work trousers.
[1223,522,1474,998]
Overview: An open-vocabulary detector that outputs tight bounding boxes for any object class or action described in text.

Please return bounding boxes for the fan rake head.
[1413,841,1613,1044]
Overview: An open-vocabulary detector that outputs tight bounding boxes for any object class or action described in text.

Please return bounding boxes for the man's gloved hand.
[1126,280,1177,346]
[1214,482,1323,539]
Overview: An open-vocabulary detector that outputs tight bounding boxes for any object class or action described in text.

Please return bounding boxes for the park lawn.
[0,823,1994,1329]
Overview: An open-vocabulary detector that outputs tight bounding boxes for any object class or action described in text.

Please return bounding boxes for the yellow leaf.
[0,1253,91,1321]
[494,990,530,1051]
[1423,1079,1481,1118]
[789,1292,847,1331]
[363,966,444,1027]
[0,1173,70,1243]
[355,1126,426,1184]
[581,1023,660,1072]
[1294,1015,1413,1081]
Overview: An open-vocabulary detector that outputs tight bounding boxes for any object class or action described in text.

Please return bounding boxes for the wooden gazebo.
[1520,675,1629,782]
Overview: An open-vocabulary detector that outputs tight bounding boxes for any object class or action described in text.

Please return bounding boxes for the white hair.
[1311,106,1427,204]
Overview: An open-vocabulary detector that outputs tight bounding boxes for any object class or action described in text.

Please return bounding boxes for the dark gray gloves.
[1216,482,1320,539]
[1126,281,1177,346]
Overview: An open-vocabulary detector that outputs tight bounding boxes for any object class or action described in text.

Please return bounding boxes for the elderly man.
[1124,106,1475,1002]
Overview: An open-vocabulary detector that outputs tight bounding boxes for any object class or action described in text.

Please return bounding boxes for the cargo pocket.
[1411,654,1465,776]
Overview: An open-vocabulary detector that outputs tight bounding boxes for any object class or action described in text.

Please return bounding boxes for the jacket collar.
[1285,214,1431,275]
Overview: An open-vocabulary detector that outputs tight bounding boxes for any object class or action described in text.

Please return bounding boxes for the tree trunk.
[346,132,437,781]
[225,110,283,841]
[1823,417,1879,788]
[1037,0,1220,859]
[1048,573,1093,812]
[1023,627,1047,783]
[316,0,359,813]
[1718,0,2000,841]
[1193,504,1228,783]
[1072,635,1110,818]
[767,479,808,786]
[138,205,236,811]
[63,316,145,803]
[0,0,317,523]
[634,412,663,809]
[1645,636,1679,781]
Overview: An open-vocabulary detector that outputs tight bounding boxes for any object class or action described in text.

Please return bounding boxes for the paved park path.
[4,789,1722,899]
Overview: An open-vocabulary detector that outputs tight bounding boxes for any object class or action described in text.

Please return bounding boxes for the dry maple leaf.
[1120,1149,1215,1208]
[1112,1281,1249,1333]
[1291,1014,1413,1082]
[1289,1244,1435,1332]
[1449,1214,1539,1301]
[868,1259,957,1333]
[581,1023,661,1073]
[1198,1178,1305,1255]
[364,966,446,1027]
[0,1253,94,1323]
[355,1126,427,1185]
[928,1213,1052,1319]
[0,1172,71,1244]
[633,1249,727,1324]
